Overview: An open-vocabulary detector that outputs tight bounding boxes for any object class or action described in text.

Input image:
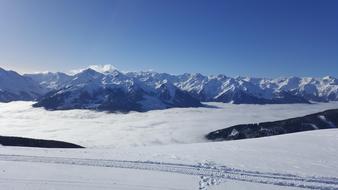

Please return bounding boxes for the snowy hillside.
[0,68,45,102]
[0,129,337,189]
[24,72,73,90]
[207,109,338,141]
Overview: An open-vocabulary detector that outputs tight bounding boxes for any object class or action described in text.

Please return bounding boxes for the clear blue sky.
[0,0,337,77]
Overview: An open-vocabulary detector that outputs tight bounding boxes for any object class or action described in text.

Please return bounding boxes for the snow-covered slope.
[0,67,44,102]
[24,72,73,90]
[207,109,338,141]
[0,129,337,190]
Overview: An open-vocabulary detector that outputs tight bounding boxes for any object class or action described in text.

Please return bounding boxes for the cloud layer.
[1,101,338,148]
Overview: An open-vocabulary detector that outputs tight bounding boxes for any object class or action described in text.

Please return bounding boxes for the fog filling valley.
[1,101,338,148]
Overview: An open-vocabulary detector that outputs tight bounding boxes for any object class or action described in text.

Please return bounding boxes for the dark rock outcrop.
[0,136,84,148]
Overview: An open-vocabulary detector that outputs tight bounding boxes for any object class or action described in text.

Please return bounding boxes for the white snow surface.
[0,101,338,148]
[0,129,337,189]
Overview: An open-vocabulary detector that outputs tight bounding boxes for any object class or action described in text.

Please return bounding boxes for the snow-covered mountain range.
[31,68,201,112]
[0,68,45,102]
[1,65,338,111]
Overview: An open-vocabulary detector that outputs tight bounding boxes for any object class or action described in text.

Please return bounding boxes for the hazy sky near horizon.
[0,0,337,77]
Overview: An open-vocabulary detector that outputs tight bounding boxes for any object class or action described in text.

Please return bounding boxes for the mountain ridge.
[0,68,45,102]
[1,65,338,111]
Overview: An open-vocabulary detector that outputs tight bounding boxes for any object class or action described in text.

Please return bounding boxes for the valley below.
[1,101,338,148]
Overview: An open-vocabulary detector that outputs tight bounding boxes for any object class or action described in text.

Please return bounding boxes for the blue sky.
[0,0,337,77]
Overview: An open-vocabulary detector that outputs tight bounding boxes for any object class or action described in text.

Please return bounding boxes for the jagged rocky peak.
[70,64,118,75]
[75,68,103,77]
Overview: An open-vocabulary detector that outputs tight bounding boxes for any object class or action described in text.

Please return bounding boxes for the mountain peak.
[70,64,118,75]
[322,75,337,85]
[323,75,336,80]
[88,64,118,74]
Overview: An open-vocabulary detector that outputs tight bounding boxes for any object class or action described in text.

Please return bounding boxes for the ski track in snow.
[0,154,337,190]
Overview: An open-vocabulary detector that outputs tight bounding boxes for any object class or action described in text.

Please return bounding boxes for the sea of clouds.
[1,101,338,148]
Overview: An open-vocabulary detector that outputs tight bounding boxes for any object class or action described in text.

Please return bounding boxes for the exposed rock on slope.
[0,135,84,148]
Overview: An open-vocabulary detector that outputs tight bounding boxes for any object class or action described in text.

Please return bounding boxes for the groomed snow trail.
[0,154,337,190]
